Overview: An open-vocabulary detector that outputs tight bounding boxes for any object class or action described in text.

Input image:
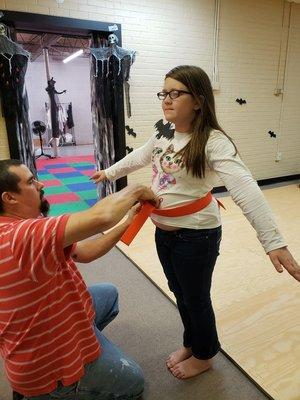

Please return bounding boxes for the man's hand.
[64,183,158,248]
[136,186,160,208]
[126,203,142,225]
[268,247,300,282]
[90,170,107,184]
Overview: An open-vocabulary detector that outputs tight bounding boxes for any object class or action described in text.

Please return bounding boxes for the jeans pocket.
[176,229,209,242]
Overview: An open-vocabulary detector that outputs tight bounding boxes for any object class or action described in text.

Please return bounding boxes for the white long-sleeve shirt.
[105,130,286,253]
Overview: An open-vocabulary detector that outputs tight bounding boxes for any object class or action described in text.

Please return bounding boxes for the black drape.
[90,34,135,199]
[0,28,36,176]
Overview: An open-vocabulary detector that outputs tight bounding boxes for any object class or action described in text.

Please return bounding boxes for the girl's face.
[161,77,200,133]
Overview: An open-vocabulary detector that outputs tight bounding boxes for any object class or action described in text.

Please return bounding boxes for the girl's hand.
[268,247,300,282]
[90,170,107,184]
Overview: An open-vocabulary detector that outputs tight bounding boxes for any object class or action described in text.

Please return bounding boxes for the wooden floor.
[117,184,300,400]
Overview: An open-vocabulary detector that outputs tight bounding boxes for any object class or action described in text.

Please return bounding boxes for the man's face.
[9,165,50,218]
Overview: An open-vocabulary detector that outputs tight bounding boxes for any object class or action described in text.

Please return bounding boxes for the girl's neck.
[175,125,191,134]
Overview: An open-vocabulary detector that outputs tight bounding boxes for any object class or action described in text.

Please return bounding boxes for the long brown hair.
[165,65,237,178]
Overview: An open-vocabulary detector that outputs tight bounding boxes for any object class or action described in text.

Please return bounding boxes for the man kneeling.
[0,159,159,399]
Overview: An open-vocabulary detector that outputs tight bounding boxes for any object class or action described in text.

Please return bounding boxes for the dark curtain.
[90,34,132,199]
[90,41,116,198]
[0,28,36,176]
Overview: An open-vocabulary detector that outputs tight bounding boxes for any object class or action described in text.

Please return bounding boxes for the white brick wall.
[215,0,300,180]
[0,0,299,183]
[278,4,300,176]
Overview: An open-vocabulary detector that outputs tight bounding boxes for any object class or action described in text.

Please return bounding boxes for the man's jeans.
[22,283,144,400]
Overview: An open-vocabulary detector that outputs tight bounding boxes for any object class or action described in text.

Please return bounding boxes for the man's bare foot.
[166,347,192,368]
[169,356,212,379]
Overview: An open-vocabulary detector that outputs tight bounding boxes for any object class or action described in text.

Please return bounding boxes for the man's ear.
[1,192,17,206]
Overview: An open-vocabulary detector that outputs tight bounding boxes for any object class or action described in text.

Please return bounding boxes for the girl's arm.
[91,134,156,183]
[206,132,299,281]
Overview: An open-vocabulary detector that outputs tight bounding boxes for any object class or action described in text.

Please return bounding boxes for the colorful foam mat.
[36,155,98,216]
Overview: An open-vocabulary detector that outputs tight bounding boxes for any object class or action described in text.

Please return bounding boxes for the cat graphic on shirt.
[152,145,183,191]
[152,147,163,182]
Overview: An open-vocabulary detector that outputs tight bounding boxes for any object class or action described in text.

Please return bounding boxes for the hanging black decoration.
[90,33,136,198]
[45,77,66,138]
[126,146,133,154]
[90,34,136,118]
[125,125,137,137]
[0,23,36,176]
[66,102,74,129]
[236,98,246,105]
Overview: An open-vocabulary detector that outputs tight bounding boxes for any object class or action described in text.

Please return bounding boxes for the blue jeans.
[155,226,222,360]
[23,283,144,400]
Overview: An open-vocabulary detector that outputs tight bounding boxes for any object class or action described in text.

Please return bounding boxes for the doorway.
[16,31,93,157]
[0,10,127,213]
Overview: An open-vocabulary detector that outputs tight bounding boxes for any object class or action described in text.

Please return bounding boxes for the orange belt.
[121,192,225,246]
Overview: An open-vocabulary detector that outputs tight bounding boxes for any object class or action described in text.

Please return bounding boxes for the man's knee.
[105,283,119,315]
[89,283,119,303]
[104,283,118,302]
[128,365,145,399]
[134,374,144,399]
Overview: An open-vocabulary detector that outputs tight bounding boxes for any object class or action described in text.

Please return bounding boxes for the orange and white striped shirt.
[0,215,100,396]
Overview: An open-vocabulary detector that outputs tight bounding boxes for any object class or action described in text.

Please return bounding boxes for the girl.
[91,65,299,380]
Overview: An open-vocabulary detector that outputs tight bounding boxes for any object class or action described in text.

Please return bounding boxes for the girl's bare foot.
[166,346,192,368]
[169,356,212,379]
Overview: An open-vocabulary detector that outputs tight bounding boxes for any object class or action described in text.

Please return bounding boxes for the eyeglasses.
[156,90,192,100]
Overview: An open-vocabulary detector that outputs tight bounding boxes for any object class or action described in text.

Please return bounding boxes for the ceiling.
[16,32,91,62]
